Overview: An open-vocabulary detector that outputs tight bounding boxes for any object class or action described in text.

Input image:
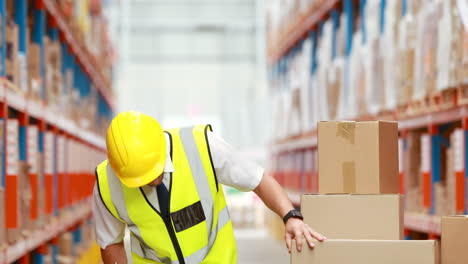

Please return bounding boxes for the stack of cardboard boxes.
[292,121,439,264]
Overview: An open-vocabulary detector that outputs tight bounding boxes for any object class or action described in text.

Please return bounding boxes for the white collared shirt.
[93,131,264,249]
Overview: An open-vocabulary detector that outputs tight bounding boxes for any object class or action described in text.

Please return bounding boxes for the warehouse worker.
[93,111,326,264]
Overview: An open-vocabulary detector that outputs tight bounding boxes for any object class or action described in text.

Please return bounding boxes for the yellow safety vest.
[96,125,237,264]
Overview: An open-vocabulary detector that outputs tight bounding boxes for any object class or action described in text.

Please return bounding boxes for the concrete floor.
[235,228,289,264]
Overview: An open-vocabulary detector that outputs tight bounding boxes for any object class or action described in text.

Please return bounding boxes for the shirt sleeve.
[207,131,264,192]
[92,184,126,249]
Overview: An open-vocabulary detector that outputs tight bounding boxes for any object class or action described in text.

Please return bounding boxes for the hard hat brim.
[117,155,166,188]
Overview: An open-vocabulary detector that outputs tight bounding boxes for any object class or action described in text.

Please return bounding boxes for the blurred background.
[1,0,467,263]
[110,0,272,150]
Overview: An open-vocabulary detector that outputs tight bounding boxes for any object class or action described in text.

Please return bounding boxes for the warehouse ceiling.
[106,0,270,152]
[119,0,257,63]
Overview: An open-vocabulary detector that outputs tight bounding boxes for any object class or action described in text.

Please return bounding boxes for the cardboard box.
[301,194,403,239]
[57,256,75,264]
[59,232,73,256]
[318,121,399,194]
[19,161,32,231]
[291,239,439,264]
[442,216,468,264]
[0,188,5,246]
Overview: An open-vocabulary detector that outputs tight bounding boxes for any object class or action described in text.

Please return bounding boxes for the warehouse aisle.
[236,229,289,264]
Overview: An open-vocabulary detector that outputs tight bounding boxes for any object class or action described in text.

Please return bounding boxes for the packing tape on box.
[342,161,356,193]
[336,121,356,144]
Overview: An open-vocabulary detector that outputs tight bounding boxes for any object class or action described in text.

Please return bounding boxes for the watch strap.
[283,209,303,224]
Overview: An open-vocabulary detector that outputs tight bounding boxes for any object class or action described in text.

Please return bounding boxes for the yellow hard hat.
[106,111,166,188]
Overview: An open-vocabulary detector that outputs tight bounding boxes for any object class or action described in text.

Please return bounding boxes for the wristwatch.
[283,209,304,224]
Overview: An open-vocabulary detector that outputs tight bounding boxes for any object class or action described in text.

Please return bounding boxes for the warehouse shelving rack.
[1,202,91,264]
[268,0,468,238]
[42,0,114,110]
[0,0,113,263]
[268,0,341,63]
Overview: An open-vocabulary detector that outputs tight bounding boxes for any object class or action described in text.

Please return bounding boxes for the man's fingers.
[295,231,303,252]
[303,228,316,248]
[285,233,292,253]
[308,226,326,241]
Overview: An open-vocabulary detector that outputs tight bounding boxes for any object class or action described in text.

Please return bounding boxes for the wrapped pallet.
[299,38,312,133]
[363,36,384,116]
[382,0,402,110]
[397,12,417,105]
[347,31,365,117]
[326,58,343,120]
[436,0,453,91]
[316,20,334,121]
[351,0,383,115]
[454,0,468,85]
[405,131,424,213]
[413,3,440,100]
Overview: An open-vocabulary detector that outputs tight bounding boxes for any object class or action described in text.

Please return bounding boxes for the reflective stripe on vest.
[96,125,237,264]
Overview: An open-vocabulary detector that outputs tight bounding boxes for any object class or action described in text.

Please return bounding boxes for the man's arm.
[92,185,128,263]
[254,173,326,253]
[204,132,326,252]
[101,242,127,264]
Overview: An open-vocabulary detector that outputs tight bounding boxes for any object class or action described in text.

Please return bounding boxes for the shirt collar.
[164,133,175,173]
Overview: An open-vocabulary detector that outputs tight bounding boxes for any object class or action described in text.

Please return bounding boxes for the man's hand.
[252,174,326,253]
[285,218,326,253]
[101,242,127,264]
